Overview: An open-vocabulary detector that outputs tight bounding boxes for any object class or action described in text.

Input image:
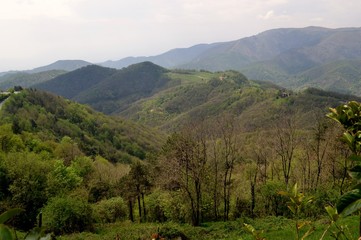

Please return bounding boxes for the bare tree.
[161,125,208,226]
[273,117,299,189]
[218,118,238,221]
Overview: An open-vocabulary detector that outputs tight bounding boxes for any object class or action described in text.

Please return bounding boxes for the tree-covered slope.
[99,27,361,96]
[118,69,361,132]
[34,65,117,99]
[32,61,361,132]
[0,70,66,90]
[34,62,172,114]
[74,62,170,114]
[289,60,361,94]
[0,89,164,162]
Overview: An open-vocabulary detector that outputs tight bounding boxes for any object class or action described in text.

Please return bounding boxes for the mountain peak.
[28,60,93,73]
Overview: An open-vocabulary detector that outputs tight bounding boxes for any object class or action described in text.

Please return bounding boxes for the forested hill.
[0,89,164,162]
[119,71,361,132]
[32,61,361,132]
[35,62,171,114]
[0,70,66,90]
[99,27,361,95]
[34,64,117,99]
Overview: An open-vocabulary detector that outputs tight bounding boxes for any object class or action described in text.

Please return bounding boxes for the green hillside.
[35,65,117,99]
[116,67,359,132]
[0,89,163,162]
[2,64,361,238]
[34,62,172,114]
[0,70,66,90]
[32,61,361,132]
[290,60,361,94]
[0,89,165,230]
[74,62,170,114]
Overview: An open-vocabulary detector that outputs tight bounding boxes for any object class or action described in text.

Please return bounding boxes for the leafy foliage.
[0,89,163,162]
[92,197,128,223]
[42,196,93,234]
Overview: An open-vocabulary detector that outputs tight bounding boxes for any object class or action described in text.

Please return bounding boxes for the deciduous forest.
[1,67,361,239]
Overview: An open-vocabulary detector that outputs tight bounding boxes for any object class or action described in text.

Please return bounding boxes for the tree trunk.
[129,199,134,222]
[251,183,255,217]
[137,194,142,222]
[142,192,146,222]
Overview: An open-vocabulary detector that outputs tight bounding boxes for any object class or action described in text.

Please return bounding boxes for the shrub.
[146,189,187,223]
[42,196,93,234]
[92,197,127,223]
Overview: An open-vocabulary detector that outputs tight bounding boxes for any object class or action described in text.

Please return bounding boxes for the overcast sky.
[0,0,360,72]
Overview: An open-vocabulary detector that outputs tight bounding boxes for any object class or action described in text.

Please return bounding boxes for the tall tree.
[273,117,299,189]
[128,161,151,222]
[217,118,238,221]
[161,125,208,226]
[308,115,332,189]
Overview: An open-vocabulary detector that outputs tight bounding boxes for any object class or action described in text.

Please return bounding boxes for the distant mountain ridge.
[3,26,361,95]
[99,26,361,94]
[0,70,66,89]
[101,43,220,69]
[0,60,93,90]
[28,60,92,73]
[100,27,361,71]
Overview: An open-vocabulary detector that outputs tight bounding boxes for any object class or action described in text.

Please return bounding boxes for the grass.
[166,71,220,85]
[57,215,359,240]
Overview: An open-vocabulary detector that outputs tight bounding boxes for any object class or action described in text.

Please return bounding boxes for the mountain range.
[33,61,360,133]
[100,26,361,94]
[1,26,361,95]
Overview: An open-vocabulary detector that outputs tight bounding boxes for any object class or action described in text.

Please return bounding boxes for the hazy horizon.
[1,0,360,72]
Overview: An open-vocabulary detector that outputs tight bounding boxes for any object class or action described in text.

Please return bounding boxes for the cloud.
[258,10,290,20]
[259,10,275,20]
[0,0,83,20]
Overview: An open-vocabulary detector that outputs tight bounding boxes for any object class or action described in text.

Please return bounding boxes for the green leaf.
[349,165,361,180]
[0,208,23,224]
[0,224,14,240]
[342,132,354,148]
[288,205,296,214]
[292,183,298,197]
[243,223,255,233]
[297,221,310,230]
[301,226,315,240]
[325,205,339,222]
[25,227,52,240]
[337,188,361,217]
[40,234,52,240]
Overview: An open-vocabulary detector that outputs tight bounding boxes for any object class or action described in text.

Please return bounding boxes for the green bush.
[42,196,93,234]
[146,189,187,223]
[92,197,127,223]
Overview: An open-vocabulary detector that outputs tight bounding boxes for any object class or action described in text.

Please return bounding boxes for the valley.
[1,26,361,239]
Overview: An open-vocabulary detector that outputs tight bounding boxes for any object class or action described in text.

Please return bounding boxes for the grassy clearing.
[57,216,359,240]
[166,71,219,84]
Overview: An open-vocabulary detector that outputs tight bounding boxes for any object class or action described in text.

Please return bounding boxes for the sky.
[0,0,360,72]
